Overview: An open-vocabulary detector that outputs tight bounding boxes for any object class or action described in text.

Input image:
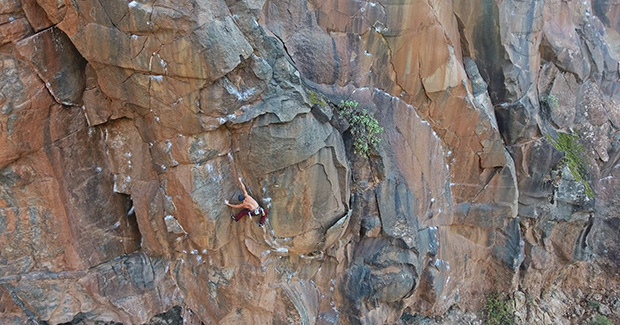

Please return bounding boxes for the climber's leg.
[258,209,266,226]
[232,209,249,221]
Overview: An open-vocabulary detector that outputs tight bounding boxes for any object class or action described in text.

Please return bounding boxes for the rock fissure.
[270,31,297,67]
[375,32,406,95]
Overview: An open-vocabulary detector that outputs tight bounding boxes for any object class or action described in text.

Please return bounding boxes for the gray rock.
[547,69,578,129]
[238,113,334,174]
[347,238,418,305]
[355,238,418,270]
[377,178,420,249]
[495,95,539,146]
[145,306,183,325]
[464,57,489,96]
[493,217,525,270]
[613,298,620,315]
[575,304,585,317]
[310,103,332,124]
[575,288,584,300]
[370,266,416,303]
[344,264,374,301]
[599,303,611,316]
[361,213,381,237]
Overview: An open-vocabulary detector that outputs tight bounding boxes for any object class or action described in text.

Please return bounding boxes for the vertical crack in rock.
[124,195,142,251]
[454,13,470,57]
[575,214,595,260]
[471,166,502,201]
[374,31,406,96]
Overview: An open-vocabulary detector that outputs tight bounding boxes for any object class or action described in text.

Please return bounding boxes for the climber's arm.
[238,177,249,197]
[224,200,244,209]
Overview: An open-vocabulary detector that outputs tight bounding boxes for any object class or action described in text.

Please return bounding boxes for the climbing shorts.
[251,208,265,217]
[251,207,266,226]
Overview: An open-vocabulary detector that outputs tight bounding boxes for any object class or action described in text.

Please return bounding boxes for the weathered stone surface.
[0,53,50,169]
[0,286,28,324]
[15,26,87,106]
[347,238,418,307]
[63,0,253,82]
[1,46,141,280]
[0,16,32,45]
[20,0,52,32]
[3,253,179,324]
[538,63,578,129]
[33,0,66,24]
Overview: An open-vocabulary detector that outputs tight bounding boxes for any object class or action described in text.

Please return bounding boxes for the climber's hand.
[224,200,229,205]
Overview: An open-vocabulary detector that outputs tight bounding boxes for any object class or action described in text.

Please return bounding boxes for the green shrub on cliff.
[337,100,383,156]
[545,131,593,197]
[484,293,514,325]
[590,314,612,325]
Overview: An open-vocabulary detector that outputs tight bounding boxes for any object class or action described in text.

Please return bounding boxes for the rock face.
[0,0,619,324]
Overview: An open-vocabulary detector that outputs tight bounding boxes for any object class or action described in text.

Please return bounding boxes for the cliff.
[0,0,619,324]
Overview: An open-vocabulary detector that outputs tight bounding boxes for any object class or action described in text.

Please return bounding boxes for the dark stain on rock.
[473,0,506,103]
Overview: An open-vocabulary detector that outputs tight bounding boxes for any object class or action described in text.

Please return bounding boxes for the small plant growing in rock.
[541,94,559,108]
[588,300,602,309]
[545,131,594,197]
[308,90,326,107]
[337,100,383,156]
[590,314,612,325]
[484,293,514,325]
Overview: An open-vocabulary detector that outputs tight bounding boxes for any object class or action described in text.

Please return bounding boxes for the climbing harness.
[250,207,265,217]
[249,207,266,226]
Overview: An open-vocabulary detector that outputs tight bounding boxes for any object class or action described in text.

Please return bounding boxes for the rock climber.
[225,177,266,226]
